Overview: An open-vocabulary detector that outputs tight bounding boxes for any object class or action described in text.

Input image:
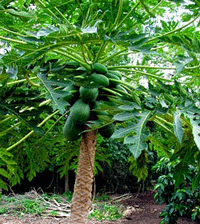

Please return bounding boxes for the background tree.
[0,0,200,223]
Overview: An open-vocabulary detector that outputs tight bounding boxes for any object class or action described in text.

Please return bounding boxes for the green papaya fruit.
[70,99,90,125]
[94,63,108,74]
[63,116,84,141]
[104,72,120,87]
[108,70,122,79]
[90,73,110,87]
[63,84,78,103]
[80,86,99,103]
[104,72,120,80]
[99,123,116,138]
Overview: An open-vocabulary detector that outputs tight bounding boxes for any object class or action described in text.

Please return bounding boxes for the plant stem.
[7,77,38,86]
[53,49,90,70]
[147,14,200,43]
[6,110,59,151]
[0,36,26,44]
[1,27,26,37]
[115,1,140,30]
[113,88,132,98]
[108,65,176,70]
[139,0,154,17]
[153,118,174,135]
[94,41,107,63]
[155,116,173,127]
[38,0,59,20]
[33,110,69,146]
[101,87,122,96]
[131,0,164,29]
[76,0,85,21]
[24,73,40,87]
[0,116,12,125]
[185,64,200,70]
[116,68,174,82]
[112,0,123,29]
[109,78,135,90]
[100,49,126,64]
[0,122,21,137]
[81,44,90,64]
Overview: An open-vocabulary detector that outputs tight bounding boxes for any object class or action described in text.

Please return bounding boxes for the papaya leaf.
[118,103,141,111]
[173,162,188,188]
[112,111,151,159]
[111,124,136,139]
[0,179,8,191]
[190,117,200,150]
[6,9,32,18]
[124,111,151,159]
[173,111,183,144]
[0,168,9,178]
[113,111,138,121]
[38,73,71,114]
[0,103,43,135]
[192,171,200,190]
[129,152,149,181]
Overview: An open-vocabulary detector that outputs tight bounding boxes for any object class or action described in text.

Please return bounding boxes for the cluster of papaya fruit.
[63,62,123,141]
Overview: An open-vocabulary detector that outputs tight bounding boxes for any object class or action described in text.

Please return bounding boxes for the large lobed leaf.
[112,111,151,159]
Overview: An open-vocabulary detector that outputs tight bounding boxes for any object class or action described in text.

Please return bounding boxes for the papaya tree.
[0,0,200,223]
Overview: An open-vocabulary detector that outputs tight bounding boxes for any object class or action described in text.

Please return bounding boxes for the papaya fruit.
[104,72,120,87]
[98,123,116,138]
[104,72,120,80]
[70,99,90,125]
[90,73,110,87]
[63,116,84,141]
[79,86,99,103]
[94,63,108,74]
[108,70,122,79]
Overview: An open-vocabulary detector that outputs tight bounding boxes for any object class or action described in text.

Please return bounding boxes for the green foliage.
[0,195,46,216]
[154,158,200,223]
[99,123,116,139]
[63,116,84,141]
[97,138,140,193]
[0,148,16,190]
[79,86,99,103]
[88,204,122,221]
[21,199,45,215]
[112,110,151,159]
[0,0,200,201]
[129,150,149,182]
[192,206,200,221]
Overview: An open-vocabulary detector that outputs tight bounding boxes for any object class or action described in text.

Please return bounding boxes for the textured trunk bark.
[68,129,97,224]
[64,173,69,192]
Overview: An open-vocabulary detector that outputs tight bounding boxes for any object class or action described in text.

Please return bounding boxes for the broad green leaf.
[38,73,71,114]
[124,111,151,159]
[0,179,8,190]
[6,9,32,18]
[111,124,136,139]
[173,112,183,144]
[190,118,200,150]
[113,111,138,121]
[118,103,141,111]
[0,168,9,178]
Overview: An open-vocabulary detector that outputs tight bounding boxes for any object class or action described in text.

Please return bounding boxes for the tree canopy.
[0,0,200,192]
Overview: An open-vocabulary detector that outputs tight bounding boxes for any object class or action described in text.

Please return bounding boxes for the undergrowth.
[0,191,123,221]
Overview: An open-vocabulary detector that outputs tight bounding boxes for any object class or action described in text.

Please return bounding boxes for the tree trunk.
[64,173,69,192]
[68,129,97,224]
